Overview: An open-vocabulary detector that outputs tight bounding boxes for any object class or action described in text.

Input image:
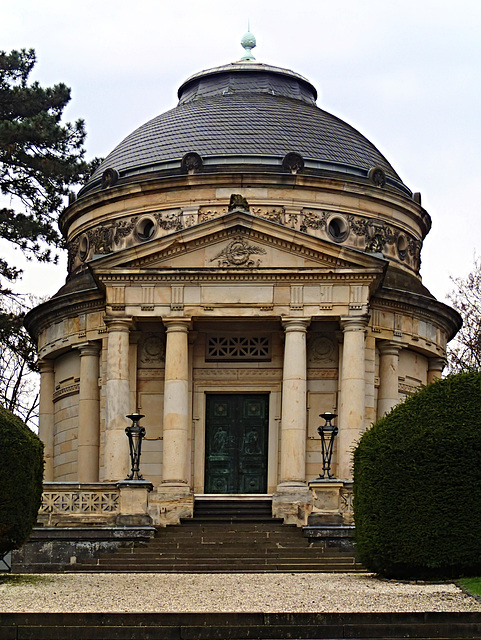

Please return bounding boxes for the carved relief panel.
[308,333,338,368]
[138,332,165,368]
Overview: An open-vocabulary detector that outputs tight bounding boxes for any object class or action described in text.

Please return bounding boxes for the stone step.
[69,564,359,573]
[3,611,480,639]
[176,521,288,531]
[115,547,352,560]
[147,531,304,540]
[122,541,346,553]
[147,535,316,543]
[142,541,320,549]
[147,535,306,544]
[81,554,355,565]
[193,499,273,521]
[149,530,306,537]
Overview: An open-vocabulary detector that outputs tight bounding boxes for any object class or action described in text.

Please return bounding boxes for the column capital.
[104,316,135,332]
[428,356,447,372]
[340,315,370,333]
[378,340,402,357]
[77,341,101,357]
[163,318,192,333]
[38,359,54,374]
[281,317,311,333]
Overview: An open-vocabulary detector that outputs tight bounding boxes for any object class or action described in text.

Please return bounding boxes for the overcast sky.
[3,0,481,304]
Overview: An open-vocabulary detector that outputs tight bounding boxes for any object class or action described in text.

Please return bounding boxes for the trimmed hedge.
[353,371,481,579]
[0,406,44,556]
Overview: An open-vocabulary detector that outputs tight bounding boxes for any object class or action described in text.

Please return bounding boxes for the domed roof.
[81,59,408,197]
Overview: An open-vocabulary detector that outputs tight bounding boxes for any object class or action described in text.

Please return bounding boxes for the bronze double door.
[205,394,269,494]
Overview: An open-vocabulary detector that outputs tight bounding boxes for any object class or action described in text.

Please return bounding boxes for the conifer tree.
[0,49,99,425]
[0,48,98,286]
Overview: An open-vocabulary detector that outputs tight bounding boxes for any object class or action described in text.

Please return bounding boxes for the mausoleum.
[25,33,461,536]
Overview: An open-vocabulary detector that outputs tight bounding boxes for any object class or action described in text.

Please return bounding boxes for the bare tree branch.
[0,295,40,430]
[447,256,481,373]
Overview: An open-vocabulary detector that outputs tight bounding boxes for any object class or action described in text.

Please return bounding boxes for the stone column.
[162,320,190,486]
[279,319,310,485]
[427,357,446,384]
[338,316,369,480]
[38,360,55,481]
[78,342,101,482]
[104,318,132,481]
[377,341,401,418]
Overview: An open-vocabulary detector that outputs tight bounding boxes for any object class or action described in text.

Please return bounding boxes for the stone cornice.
[96,269,384,284]
[25,294,105,339]
[372,290,461,338]
[61,169,426,237]
[53,382,80,402]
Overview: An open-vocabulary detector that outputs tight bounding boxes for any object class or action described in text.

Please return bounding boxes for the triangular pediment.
[90,210,386,275]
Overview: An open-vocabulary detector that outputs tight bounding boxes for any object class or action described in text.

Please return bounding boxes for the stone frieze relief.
[68,205,422,274]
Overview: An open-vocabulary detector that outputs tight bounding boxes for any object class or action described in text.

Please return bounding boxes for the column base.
[273,482,311,526]
[149,484,194,526]
[159,482,191,492]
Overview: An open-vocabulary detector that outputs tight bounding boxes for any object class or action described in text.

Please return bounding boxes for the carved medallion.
[140,333,165,364]
[210,237,266,267]
[309,335,336,365]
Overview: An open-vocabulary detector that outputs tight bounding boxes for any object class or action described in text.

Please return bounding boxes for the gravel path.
[0,573,479,613]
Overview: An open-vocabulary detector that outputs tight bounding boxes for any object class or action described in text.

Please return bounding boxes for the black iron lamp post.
[125,413,146,480]
[317,411,338,479]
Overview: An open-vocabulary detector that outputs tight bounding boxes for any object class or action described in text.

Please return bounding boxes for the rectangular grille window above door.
[206,335,270,362]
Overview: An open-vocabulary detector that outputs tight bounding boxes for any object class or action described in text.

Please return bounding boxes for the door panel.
[205,394,269,494]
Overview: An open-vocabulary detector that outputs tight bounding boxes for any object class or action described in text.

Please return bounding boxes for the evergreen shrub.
[353,371,481,579]
[0,406,44,556]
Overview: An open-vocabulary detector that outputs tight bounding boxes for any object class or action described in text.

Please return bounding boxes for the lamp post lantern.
[125,413,146,480]
[317,411,338,479]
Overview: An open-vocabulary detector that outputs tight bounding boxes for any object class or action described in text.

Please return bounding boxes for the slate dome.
[81,60,409,198]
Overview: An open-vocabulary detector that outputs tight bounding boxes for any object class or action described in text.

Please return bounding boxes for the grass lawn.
[459,577,481,597]
[0,575,53,585]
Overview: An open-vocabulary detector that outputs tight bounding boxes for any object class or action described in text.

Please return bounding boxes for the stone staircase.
[68,499,363,573]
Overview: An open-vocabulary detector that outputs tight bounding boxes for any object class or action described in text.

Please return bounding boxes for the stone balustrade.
[39,482,152,527]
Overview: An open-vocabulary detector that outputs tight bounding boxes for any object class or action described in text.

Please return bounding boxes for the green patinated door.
[205,394,269,494]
